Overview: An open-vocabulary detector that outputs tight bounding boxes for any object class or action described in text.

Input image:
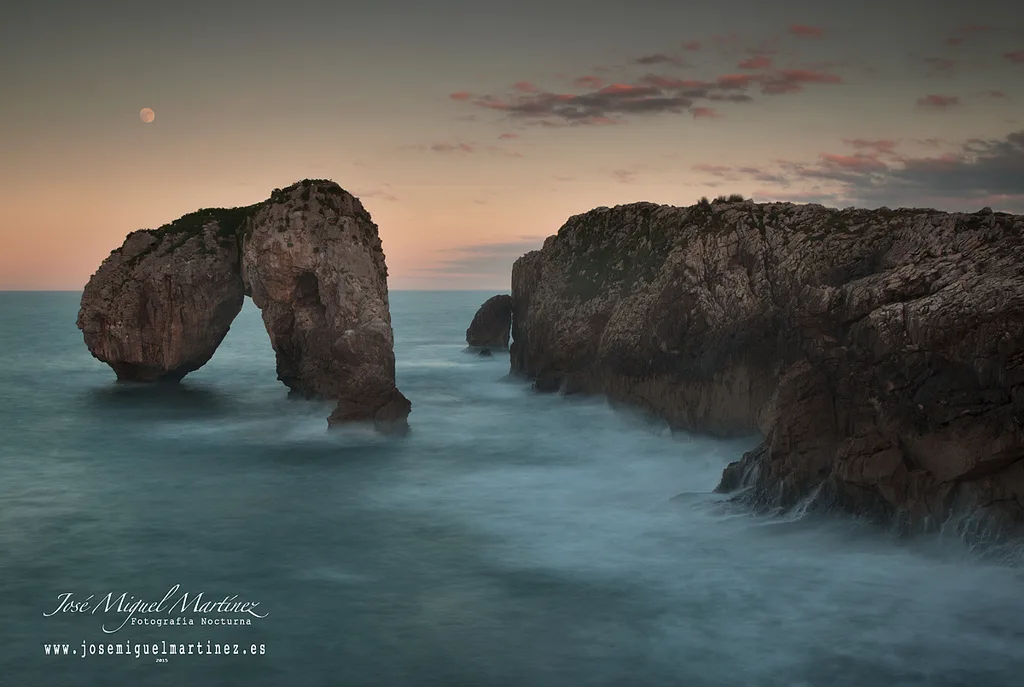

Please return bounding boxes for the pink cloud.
[739,55,773,70]
[598,83,657,96]
[924,57,955,76]
[638,75,689,89]
[447,59,843,127]
[683,41,701,51]
[692,164,732,174]
[692,107,722,119]
[485,145,523,158]
[430,142,476,153]
[576,116,623,126]
[842,139,899,155]
[789,24,824,38]
[498,132,519,139]
[1005,51,1024,64]
[917,94,960,108]
[819,153,888,172]
[573,75,605,89]
[636,53,686,66]
[717,74,756,89]
[471,95,513,111]
[776,69,842,84]
[612,169,636,183]
[759,69,842,94]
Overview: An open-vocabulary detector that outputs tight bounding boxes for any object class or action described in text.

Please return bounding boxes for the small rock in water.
[466,294,513,349]
[479,348,493,357]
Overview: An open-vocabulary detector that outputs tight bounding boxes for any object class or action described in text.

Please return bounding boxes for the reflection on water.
[0,291,1022,687]
[86,383,233,417]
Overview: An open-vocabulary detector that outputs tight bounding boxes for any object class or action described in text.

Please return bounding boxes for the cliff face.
[466,294,513,349]
[511,199,1024,540]
[77,179,409,431]
[76,212,247,382]
[240,181,410,431]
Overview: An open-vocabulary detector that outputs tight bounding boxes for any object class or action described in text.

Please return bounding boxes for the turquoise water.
[1,291,1022,686]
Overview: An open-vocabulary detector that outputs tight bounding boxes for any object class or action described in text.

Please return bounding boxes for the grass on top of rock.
[121,203,263,266]
[147,204,262,241]
[565,205,676,301]
[270,179,344,204]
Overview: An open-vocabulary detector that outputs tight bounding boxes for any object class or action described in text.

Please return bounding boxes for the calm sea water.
[1,291,1022,687]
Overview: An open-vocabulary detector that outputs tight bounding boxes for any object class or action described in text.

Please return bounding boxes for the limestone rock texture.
[466,294,513,349]
[240,181,410,432]
[76,210,248,382]
[77,179,410,432]
[510,199,1024,542]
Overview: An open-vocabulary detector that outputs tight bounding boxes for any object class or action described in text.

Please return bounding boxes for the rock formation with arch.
[76,179,410,432]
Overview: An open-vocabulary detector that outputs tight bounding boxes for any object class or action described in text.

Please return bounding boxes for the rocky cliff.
[77,208,249,382]
[78,179,410,432]
[510,198,1024,543]
[466,294,513,349]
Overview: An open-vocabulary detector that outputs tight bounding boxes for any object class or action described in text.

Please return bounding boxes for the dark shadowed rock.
[466,294,513,349]
[510,199,1024,543]
[77,179,410,432]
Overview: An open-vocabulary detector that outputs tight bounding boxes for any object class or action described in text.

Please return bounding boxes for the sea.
[1,290,1022,686]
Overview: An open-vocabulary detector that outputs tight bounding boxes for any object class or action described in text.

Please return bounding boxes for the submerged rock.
[510,200,1024,541]
[77,179,410,432]
[466,294,513,349]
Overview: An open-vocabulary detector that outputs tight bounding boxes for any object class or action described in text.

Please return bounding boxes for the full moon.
[140,108,155,123]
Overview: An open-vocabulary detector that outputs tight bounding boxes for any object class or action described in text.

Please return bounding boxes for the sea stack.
[509,198,1024,541]
[77,179,411,432]
[466,294,513,350]
[76,209,249,383]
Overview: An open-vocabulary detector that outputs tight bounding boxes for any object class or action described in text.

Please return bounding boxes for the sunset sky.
[1,0,1022,290]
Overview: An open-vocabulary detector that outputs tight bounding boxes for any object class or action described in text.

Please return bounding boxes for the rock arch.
[76,179,410,433]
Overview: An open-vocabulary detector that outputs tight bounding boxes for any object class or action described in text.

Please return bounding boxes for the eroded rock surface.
[77,179,410,432]
[241,181,410,432]
[77,210,248,382]
[466,294,513,349]
[511,198,1024,542]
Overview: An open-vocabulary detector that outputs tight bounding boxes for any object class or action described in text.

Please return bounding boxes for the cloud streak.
[635,53,686,66]
[713,130,1024,212]
[917,94,960,108]
[449,66,843,124]
[692,107,722,119]
[416,238,547,277]
[418,142,522,157]
[738,55,773,69]
[789,25,824,38]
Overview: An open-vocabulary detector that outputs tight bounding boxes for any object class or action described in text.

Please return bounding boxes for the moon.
[140,108,155,123]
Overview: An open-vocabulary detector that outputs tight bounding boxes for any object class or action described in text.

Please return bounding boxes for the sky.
[1,0,1022,290]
